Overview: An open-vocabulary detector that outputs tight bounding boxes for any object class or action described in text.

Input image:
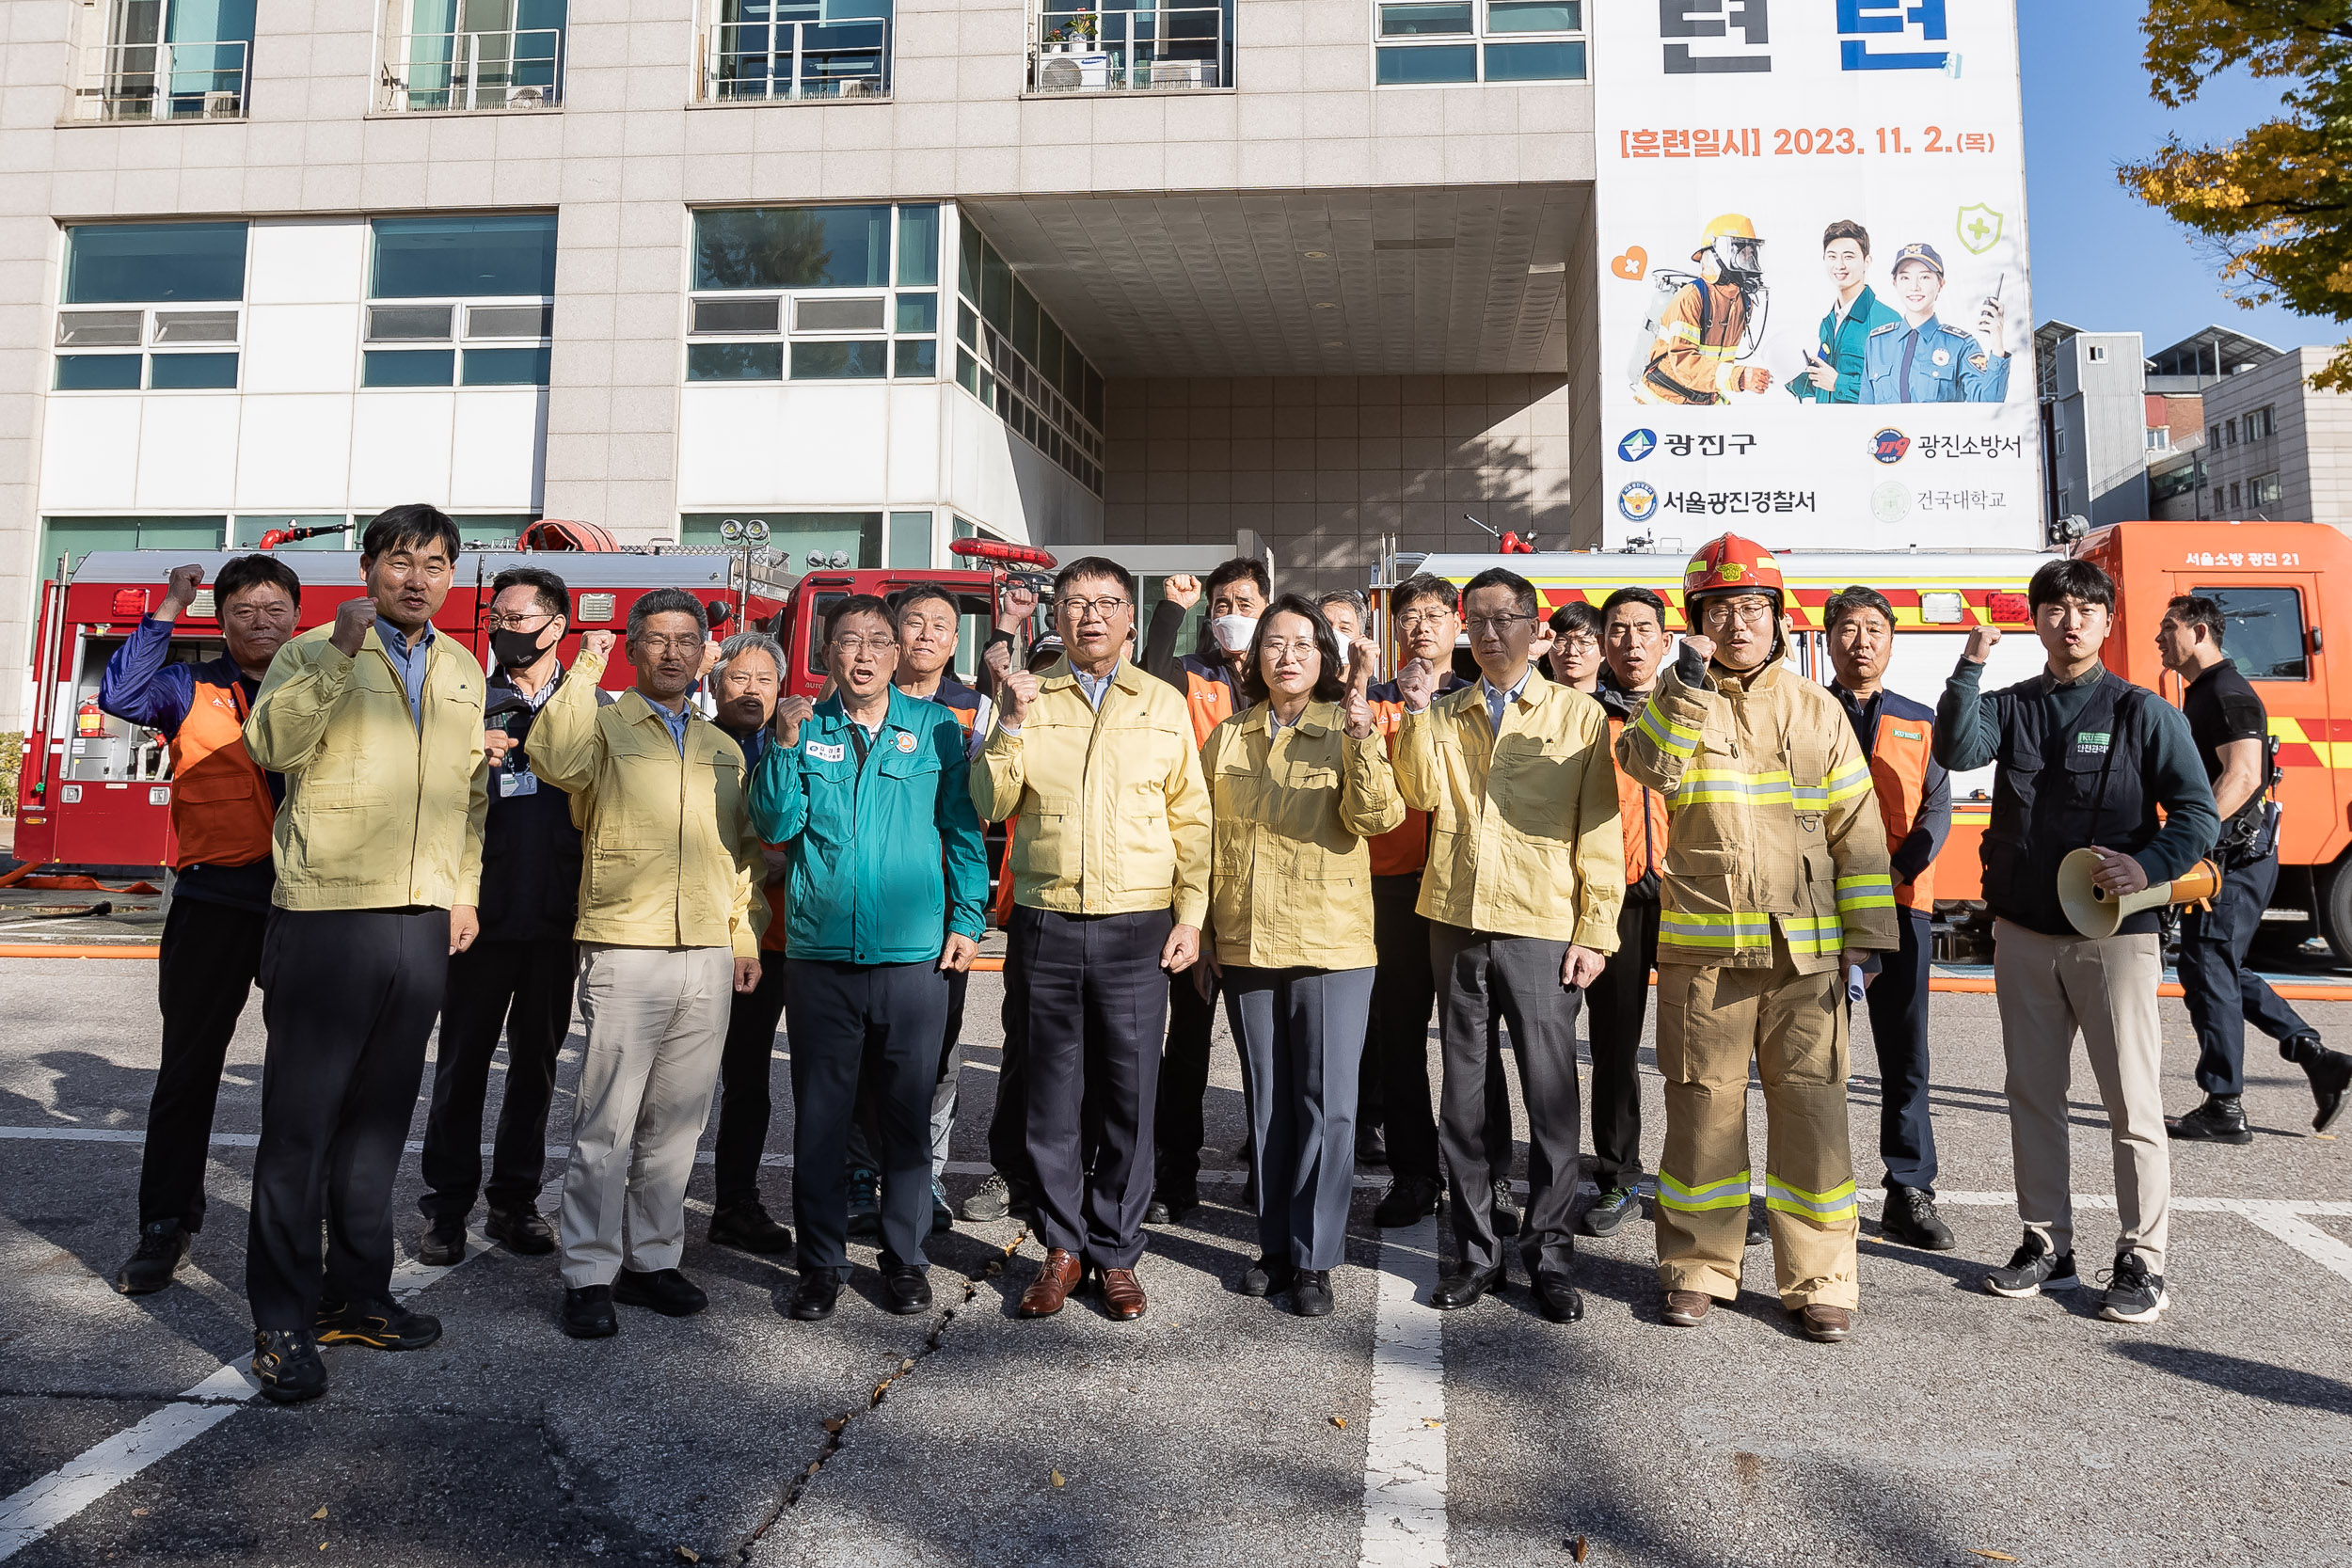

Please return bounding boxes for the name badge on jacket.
[806,740,846,763]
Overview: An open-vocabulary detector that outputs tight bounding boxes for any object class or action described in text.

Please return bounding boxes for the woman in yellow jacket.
[1201,595,1404,1316]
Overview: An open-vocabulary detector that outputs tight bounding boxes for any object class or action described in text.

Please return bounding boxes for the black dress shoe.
[1491,1180,1523,1238]
[2168,1093,2252,1144]
[882,1264,933,1316]
[1235,1256,1293,1297]
[114,1219,190,1296]
[612,1267,708,1317]
[1430,1265,1504,1310]
[1531,1271,1585,1323]
[1145,1186,1197,1226]
[1373,1176,1443,1227]
[1291,1269,1335,1318]
[418,1215,467,1267]
[708,1200,795,1254]
[485,1206,556,1255]
[787,1272,844,1321]
[316,1297,442,1351]
[2291,1037,2351,1133]
[562,1285,617,1338]
[250,1328,327,1402]
[1356,1124,1389,1167]
[1878,1186,1957,1251]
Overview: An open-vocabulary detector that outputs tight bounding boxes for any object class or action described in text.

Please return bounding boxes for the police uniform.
[1862,313,2010,404]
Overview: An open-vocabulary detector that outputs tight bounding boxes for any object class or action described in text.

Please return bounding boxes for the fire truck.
[1378,519,2352,960]
[13,530,1049,874]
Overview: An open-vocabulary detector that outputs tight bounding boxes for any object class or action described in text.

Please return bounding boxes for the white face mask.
[1210,614,1259,653]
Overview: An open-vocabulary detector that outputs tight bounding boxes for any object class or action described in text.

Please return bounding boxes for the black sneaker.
[485,1206,556,1256]
[114,1219,190,1296]
[317,1297,442,1351]
[2291,1037,2351,1133]
[612,1267,708,1317]
[250,1328,326,1403]
[846,1168,882,1239]
[1983,1231,2081,1298]
[708,1200,795,1254]
[1745,1202,1770,1248]
[1291,1269,1335,1318]
[1878,1186,1957,1251]
[1579,1185,1641,1239]
[2167,1093,2252,1145]
[2098,1249,2169,1323]
[1373,1176,1443,1227]
[417,1214,467,1267]
[1491,1180,1522,1238]
[562,1285,617,1339]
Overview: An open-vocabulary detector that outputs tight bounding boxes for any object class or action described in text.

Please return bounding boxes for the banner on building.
[1593,1,2039,550]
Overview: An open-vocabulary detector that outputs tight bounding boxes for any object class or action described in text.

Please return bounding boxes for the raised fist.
[163,564,204,613]
[1963,624,2002,664]
[983,637,1013,683]
[329,597,378,657]
[1343,639,1378,737]
[774,694,816,746]
[698,636,724,680]
[997,579,1039,630]
[1394,656,1438,713]
[580,630,617,661]
[1679,634,1716,667]
[1000,668,1041,728]
[1163,574,1201,610]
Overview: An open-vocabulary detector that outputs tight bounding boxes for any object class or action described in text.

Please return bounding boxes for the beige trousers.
[558,943,734,1290]
[1991,919,2169,1271]
[1654,933,1859,1310]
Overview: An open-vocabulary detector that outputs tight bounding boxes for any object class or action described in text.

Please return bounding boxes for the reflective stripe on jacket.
[1614,648,1896,972]
[1859,693,1945,911]
[1201,701,1405,969]
[1391,671,1624,947]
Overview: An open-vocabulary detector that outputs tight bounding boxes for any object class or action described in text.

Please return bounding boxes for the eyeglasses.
[1057,597,1132,622]
[1260,638,1319,659]
[1466,613,1535,635]
[484,611,554,632]
[1557,633,1599,652]
[1397,610,1453,629]
[633,634,705,655]
[831,634,898,655]
[1700,598,1776,627]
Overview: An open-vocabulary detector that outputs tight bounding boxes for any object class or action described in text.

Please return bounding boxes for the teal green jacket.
[1788,284,1901,404]
[749,688,988,965]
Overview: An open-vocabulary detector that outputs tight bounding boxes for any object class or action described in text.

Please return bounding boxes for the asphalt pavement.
[0,951,2346,1568]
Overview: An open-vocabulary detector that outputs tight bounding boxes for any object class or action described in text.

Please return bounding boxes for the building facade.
[2194,346,2352,534]
[0,0,1610,723]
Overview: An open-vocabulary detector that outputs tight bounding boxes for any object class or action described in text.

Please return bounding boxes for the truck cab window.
[2194,584,2308,681]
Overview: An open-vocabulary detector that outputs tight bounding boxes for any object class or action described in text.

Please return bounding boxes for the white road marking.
[1359,1216,1448,1568]
[0,1227,487,1562]
[2213,1201,2352,1288]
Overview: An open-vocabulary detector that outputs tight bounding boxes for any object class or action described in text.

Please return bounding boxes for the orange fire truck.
[1378,519,2352,959]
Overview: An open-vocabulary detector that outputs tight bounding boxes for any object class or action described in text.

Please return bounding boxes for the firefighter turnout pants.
[1654,932,1858,1310]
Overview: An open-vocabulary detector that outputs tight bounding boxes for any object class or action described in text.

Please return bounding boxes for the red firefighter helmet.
[1681,532,1785,611]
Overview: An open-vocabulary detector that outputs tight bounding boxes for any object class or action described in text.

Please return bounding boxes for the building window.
[2229,481,2242,510]
[954,216,1104,496]
[1029,0,1229,92]
[2144,426,2170,451]
[681,511,882,571]
[40,515,227,575]
[1374,0,1583,84]
[2250,473,2281,509]
[2244,404,2274,440]
[378,0,564,111]
[2225,419,2238,446]
[686,205,940,385]
[2055,427,2067,458]
[360,214,557,389]
[703,0,890,102]
[2207,422,2221,449]
[886,510,931,567]
[53,222,246,392]
[2086,343,2106,362]
[70,0,252,121]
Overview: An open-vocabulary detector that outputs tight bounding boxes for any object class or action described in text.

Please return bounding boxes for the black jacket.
[476,668,612,944]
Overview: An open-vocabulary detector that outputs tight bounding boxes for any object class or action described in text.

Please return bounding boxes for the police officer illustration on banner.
[1862,242,2011,404]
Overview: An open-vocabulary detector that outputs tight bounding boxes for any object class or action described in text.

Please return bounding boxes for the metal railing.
[378,27,563,112]
[704,18,891,102]
[72,39,249,121]
[1028,6,1224,91]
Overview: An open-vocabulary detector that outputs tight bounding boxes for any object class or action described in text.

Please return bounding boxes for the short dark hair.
[1462,567,1538,620]
[627,586,707,642]
[1600,585,1665,630]
[2165,593,2226,648]
[1240,594,1346,706]
[823,593,894,644]
[2027,557,2116,614]
[890,583,961,625]
[1052,556,1136,606]
[1391,573,1459,616]
[1822,219,1870,253]
[1204,556,1271,601]
[213,553,301,611]
[1823,584,1896,633]
[491,565,568,623]
[1548,600,1602,640]
[359,503,461,564]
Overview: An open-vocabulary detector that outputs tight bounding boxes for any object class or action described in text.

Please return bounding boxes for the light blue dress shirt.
[377,622,435,727]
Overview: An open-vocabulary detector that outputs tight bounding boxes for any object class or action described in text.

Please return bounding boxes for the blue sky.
[2019,0,2328,354]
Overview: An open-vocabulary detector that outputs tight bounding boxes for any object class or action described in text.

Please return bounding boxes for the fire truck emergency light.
[948,538,1060,569]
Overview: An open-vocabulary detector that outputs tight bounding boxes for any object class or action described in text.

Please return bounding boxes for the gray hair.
[1315,588,1371,626]
[627,587,707,641]
[712,629,785,682]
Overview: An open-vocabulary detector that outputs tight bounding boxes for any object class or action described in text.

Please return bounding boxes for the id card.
[500,768,540,798]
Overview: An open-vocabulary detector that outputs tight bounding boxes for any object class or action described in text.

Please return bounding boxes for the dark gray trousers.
[1431,924,1583,1278]
[1225,965,1375,1272]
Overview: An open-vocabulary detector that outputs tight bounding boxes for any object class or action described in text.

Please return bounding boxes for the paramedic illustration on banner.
[1861,242,2011,404]
[1788,220,1900,405]
[1630,214,1774,406]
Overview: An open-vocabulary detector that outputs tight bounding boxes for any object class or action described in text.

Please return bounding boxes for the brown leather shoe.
[1661,1289,1713,1327]
[1794,1303,1852,1343]
[1018,1249,1082,1318]
[1098,1267,1148,1321]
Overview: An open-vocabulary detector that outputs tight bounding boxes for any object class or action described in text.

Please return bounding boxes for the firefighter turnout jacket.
[1615,644,1898,970]
[1637,279,1767,405]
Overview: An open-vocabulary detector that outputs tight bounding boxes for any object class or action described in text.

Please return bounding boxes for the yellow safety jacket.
[1201,702,1405,970]
[970,657,1212,928]
[1613,646,1896,972]
[1392,671,1625,948]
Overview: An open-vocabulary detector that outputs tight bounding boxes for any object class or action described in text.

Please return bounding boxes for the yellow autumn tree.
[2119,2,2352,388]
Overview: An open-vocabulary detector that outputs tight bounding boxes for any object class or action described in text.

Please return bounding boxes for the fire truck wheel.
[2320,856,2352,967]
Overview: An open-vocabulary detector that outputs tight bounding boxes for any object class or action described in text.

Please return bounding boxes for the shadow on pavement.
[2109,1342,2352,1416]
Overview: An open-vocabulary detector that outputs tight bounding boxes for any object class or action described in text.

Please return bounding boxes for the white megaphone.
[2057,847,2223,939]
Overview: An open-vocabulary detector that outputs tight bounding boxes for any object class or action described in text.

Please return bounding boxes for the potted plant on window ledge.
[1041,13,1098,54]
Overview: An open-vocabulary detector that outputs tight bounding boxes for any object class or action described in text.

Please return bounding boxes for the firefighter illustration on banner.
[1629,214,1774,406]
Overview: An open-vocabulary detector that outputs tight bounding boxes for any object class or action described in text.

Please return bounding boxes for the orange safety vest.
[1867,709,1937,911]
[167,669,275,871]
[1605,714,1666,885]
[1364,685,1429,879]
[1183,665,1236,748]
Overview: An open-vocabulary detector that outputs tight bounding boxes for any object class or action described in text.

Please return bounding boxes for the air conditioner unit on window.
[1144,57,1215,87]
[506,85,548,107]
[201,89,240,118]
[1037,51,1110,89]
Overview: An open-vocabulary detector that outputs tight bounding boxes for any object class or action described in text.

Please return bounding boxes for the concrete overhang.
[963,184,1583,379]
